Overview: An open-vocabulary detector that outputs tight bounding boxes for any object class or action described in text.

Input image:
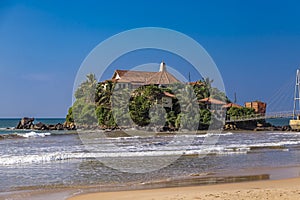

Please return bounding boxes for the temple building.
[111,62,181,89]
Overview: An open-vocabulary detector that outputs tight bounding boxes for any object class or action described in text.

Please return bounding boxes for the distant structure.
[290,69,300,130]
[222,102,242,109]
[199,97,226,110]
[111,62,181,89]
[234,92,237,103]
[245,101,267,115]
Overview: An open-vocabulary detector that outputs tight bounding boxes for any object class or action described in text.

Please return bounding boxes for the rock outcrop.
[224,121,292,132]
[15,117,76,130]
[16,117,35,129]
[63,122,76,130]
[33,122,48,130]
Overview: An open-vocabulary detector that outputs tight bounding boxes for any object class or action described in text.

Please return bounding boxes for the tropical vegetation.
[66,74,256,130]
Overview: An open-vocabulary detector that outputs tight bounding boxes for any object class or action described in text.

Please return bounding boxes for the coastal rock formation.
[16,117,34,129]
[224,121,292,132]
[63,122,76,130]
[224,123,237,130]
[55,123,64,130]
[33,122,48,130]
[15,117,76,130]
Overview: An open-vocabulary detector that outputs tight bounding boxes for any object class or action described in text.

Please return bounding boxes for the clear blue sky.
[1,0,300,118]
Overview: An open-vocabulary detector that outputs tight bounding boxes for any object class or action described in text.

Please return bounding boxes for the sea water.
[0,118,300,195]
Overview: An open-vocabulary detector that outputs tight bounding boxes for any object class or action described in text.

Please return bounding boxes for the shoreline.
[1,127,300,199]
[68,177,300,200]
[2,165,300,200]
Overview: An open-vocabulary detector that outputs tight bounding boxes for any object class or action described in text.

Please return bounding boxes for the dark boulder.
[63,122,76,130]
[16,117,35,129]
[55,123,64,130]
[282,125,292,131]
[48,124,57,130]
[33,122,48,130]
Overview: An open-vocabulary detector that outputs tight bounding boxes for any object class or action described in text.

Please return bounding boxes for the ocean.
[0,118,300,199]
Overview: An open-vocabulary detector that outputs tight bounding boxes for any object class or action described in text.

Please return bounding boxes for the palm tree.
[75,74,97,103]
[111,87,132,127]
[193,80,210,100]
[203,77,213,90]
[170,84,200,130]
[95,80,115,107]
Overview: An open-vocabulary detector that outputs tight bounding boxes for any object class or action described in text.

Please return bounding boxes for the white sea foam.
[267,132,300,135]
[17,131,51,138]
[0,152,79,165]
[0,145,261,166]
[249,140,300,147]
[0,141,293,166]
[98,132,233,142]
[0,149,248,165]
[222,141,300,152]
[207,132,233,136]
[0,127,13,130]
[1,131,299,165]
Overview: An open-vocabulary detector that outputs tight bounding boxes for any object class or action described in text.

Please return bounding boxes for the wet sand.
[69,177,300,200]
[2,167,300,200]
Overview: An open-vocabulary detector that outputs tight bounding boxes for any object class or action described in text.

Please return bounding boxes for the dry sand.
[69,177,300,200]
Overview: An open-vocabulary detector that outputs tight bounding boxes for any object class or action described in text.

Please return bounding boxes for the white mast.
[293,69,300,119]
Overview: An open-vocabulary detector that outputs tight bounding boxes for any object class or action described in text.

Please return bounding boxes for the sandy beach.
[69,177,300,200]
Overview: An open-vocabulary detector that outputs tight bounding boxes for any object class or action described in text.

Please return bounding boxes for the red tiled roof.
[199,97,226,105]
[112,69,181,85]
[163,91,175,98]
[112,70,155,83]
[222,102,242,108]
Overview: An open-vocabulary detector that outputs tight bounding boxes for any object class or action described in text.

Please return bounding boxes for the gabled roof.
[199,97,226,105]
[112,70,157,83]
[113,70,128,77]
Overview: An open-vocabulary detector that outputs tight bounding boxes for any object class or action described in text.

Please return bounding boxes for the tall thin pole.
[293,69,300,119]
[234,92,237,103]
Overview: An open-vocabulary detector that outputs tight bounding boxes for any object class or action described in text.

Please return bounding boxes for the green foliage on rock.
[227,107,256,120]
[95,106,116,127]
[75,74,97,102]
[68,73,260,130]
[199,109,211,126]
[72,99,97,125]
[66,107,74,123]
[71,74,98,126]
[129,92,151,126]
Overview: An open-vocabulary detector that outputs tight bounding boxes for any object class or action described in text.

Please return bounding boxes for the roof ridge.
[158,71,164,84]
[145,71,159,83]
[113,69,181,85]
[164,71,170,83]
[116,69,157,73]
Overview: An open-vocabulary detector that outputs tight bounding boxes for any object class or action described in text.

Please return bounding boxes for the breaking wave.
[17,131,51,138]
[0,139,298,166]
